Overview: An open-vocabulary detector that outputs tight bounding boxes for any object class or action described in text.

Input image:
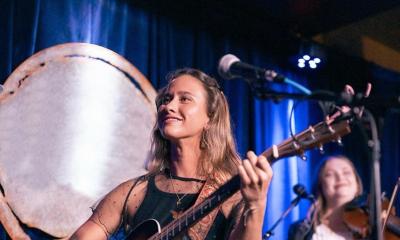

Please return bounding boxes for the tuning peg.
[336,137,343,146]
[328,125,335,134]
[309,126,316,140]
[292,141,300,150]
[272,145,279,159]
[318,144,325,154]
[381,192,386,199]
[299,154,307,161]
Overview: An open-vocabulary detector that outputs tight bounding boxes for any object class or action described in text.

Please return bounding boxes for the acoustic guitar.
[126,119,351,240]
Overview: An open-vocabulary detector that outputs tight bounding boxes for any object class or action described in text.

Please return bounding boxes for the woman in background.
[288,155,363,240]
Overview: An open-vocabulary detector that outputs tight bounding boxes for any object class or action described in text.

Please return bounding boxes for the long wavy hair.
[146,68,241,183]
[309,155,363,225]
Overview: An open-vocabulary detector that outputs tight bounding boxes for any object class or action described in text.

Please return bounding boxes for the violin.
[343,178,400,239]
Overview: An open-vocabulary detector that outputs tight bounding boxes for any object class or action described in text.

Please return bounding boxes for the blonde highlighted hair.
[146,68,241,183]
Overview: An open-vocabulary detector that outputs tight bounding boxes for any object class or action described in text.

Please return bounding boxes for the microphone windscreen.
[293,184,306,196]
[218,54,240,80]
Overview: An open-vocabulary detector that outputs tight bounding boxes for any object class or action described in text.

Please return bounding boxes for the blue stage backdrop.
[0,0,399,239]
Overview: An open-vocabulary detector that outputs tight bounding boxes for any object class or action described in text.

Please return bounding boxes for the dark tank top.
[127,172,235,240]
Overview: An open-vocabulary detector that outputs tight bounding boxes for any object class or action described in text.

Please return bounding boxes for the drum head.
[0,43,156,237]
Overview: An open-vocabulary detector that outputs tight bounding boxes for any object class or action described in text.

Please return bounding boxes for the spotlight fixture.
[296,41,325,70]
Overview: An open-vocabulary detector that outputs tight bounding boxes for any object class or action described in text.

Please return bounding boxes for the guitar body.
[126,219,161,240]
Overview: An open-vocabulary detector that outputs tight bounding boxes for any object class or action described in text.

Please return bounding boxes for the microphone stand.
[362,109,383,240]
[250,86,397,240]
[221,63,387,238]
[262,196,302,239]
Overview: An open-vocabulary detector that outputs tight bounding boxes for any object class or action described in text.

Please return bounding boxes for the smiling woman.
[150,69,239,179]
[71,68,273,240]
[288,155,363,240]
[157,74,211,149]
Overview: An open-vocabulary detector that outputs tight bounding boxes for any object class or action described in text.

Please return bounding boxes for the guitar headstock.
[263,119,351,164]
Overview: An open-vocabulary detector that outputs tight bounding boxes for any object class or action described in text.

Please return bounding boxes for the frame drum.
[0,43,156,238]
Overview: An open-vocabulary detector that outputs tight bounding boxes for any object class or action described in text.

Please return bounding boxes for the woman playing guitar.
[71,68,273,240]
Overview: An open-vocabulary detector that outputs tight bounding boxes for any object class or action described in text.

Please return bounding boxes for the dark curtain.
[374,67,400,206]
[0,0,399,239]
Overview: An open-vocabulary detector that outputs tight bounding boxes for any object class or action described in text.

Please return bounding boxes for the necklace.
[167,170,207,208]
[169,171,191,207]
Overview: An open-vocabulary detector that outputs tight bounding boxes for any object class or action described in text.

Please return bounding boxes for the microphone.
[263,183,313,239]
[293,184,315,202]
[218,54,285,83]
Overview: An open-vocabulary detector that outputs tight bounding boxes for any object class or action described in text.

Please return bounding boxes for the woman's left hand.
[238,151,273,208]
[230,152,272,240]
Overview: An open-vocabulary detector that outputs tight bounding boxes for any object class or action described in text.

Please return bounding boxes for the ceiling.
[131,0,400,72]
[312,5,400,73]
[259,0,399,36]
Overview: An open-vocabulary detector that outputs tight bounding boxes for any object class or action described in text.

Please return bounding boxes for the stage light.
[298,62,305,68]
[295,41,325,70]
